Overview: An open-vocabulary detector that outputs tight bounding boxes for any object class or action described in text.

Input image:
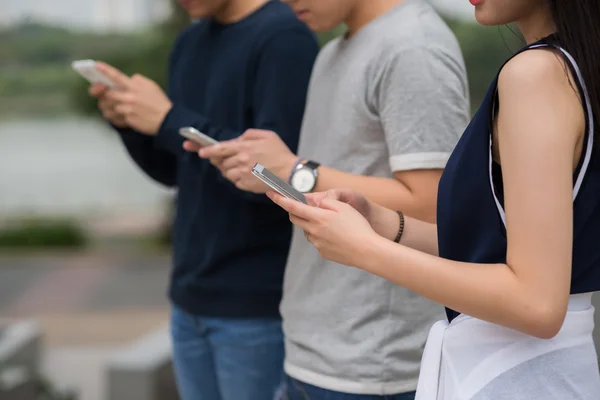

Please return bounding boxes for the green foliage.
[35,376,78,400]
[446,21,524,111]
[0,23,142,66]
[0,21,152,118]
[0,218,88,249]
[69,0,188,115]
[317,26,347,46]
[0,6,527,119]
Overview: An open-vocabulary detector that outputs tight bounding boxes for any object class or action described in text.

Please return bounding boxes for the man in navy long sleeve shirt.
[88,1,319,399]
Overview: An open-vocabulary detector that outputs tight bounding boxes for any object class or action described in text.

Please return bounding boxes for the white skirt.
[415,294,600,400]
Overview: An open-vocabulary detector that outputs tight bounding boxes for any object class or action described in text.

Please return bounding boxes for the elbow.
[522,303,567,339]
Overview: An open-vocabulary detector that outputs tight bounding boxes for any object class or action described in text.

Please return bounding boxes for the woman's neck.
[516,7,556,44]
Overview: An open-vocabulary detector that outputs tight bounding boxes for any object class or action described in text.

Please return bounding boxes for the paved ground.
[0,252,172,400]
[0,253,170,318]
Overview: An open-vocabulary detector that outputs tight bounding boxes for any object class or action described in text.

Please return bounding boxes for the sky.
[0,0,474,31]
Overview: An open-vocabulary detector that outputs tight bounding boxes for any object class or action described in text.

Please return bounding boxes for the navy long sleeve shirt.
[116,1,319,318]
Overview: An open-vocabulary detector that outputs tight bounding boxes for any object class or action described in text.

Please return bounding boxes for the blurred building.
[0,0,172,32]
[0,0,472,32]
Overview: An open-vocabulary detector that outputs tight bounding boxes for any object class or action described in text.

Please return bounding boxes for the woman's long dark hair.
[548,1,600,141]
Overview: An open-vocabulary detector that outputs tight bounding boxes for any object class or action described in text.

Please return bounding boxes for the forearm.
[362,237,565,338]
[114,125,178,187]
[370,202,438,256]
[314,166,436,222]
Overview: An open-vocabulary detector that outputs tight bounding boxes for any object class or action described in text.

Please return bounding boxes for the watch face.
[291,168,316,193]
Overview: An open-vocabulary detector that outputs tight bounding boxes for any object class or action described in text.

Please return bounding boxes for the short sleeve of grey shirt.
[373,46,470,171]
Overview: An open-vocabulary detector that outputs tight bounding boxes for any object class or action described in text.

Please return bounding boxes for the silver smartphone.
[179,127,219,147]
[251,163,307,204]
[72,59,117,88]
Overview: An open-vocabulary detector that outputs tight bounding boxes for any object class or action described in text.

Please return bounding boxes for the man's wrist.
[151,103,174,136]
[287,157,304,183]
[276,153,299,181]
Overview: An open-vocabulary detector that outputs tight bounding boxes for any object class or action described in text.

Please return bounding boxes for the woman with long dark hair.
[266,0,600,398]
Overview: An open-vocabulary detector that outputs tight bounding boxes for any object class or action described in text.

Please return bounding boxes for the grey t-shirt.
[281,0,470,395]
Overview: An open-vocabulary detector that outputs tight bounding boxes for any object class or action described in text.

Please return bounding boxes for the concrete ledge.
[0,320,42,375]
[106,326,177,400]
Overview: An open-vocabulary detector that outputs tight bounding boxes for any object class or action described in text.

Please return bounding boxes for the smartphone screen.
[252,163,307,204]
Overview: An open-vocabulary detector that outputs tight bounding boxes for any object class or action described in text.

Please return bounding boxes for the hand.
[306,189,373,223]
[89,83,128,128]
[97,62,172,135]
[194,129,297,193]
[306,189,401,242]
[267,191,380,268]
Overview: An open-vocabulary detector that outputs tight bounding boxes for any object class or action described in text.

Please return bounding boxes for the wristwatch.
[289,160,320,193]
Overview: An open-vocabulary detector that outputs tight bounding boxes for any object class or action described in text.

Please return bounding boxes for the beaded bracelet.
[394,210,405,243]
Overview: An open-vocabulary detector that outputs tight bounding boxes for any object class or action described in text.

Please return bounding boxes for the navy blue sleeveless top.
[437,36,600,322]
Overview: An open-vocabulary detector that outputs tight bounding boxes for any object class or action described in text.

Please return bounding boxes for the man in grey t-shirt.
[190,0,470,397]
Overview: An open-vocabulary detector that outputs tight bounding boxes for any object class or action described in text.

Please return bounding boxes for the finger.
[234,178,260,194]
[114,104,134,115]
[131,73,150,83]
[305,192,328,208]
[267,191,330,220]
[183,140,202,152]
[289,215,311,231]
[241,129,271,140]
[98,98,110,111]
[98,96,119,110]
[95,62,132,89]
[89,83,107,98]
[105,90,135,104]
[101,107,125,125]
[209,156,226,169]
[324,188,356,205]
[223,167,243,183]
[220,154,247,171]
[199,142,241,159]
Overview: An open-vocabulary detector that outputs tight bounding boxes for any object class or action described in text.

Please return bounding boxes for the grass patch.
[0,218,88,249]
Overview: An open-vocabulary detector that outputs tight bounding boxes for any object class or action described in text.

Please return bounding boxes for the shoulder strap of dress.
[553,46,595,200]
[489,42,595,228]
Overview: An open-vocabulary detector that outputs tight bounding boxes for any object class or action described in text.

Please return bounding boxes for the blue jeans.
[170,305,284,400]
[277,375,416,400]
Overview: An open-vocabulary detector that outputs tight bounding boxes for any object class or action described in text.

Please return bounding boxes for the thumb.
[305,192,327,207]
[318,198,347,212]
[95,62,132,89]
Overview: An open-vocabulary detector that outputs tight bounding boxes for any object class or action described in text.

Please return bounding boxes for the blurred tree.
[317,25,346,46]
[446,20,523,111]
[69,4,346,116]
[69,0,188,114]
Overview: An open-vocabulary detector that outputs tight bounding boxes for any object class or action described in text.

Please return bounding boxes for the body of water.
[0,118,173,220]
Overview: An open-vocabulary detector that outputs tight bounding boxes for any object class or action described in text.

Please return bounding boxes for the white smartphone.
[252,163,307,204]
[72,59,117,88]
[179,127,219,147]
